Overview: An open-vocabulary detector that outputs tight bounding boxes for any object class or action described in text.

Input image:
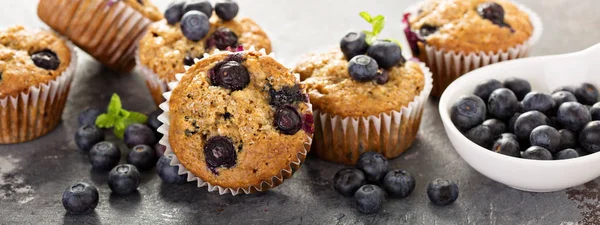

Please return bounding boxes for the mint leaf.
[118,109,130,119]
[96,114,116,128]
[359,12,372,22]
[96,93,150,140]
[360,12,386,45]
[107,94,122,116]
[372,17,385,35]
[125,112,148,125]
[114,123,126,139]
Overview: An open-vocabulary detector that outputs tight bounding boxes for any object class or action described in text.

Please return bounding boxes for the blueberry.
[522,92,555,115]
[427,179,459,206]
[557,102,591,132]
[488,88,520,120]
[529,125,561,153]
[124,124,157,148]
[108,164,140,195]
[184,54,203,66]
[450,95,487,132]
[514,111,549,141]
[164,0,185,24]
[340,32,369,60]
[419,24,439,37]
[348,55,378,82]
[366,40,404,69]
[183,0,213,18]
[268,85,306,107]
[180,11,210,42]
[549,116,561,129]
[491,134,520,157]
[555,149,579,160]
[521,146,553,160]
[204,136,237,170]
[215,0,239,21]
[354,185,385,214]
[373,70,389,85]
[147,109,163,139]
[382,169,415,198]
[483,119,507,138]
[78,107,103,126]
[591,103,600,121]
[473,79,503,102]
[75,124,105,152]
[553,86,576,94]
[333,168,366,197]
[465,125,494,149]
[274,106,302,135]
[574,83,599,105]
[89,141,121,171]
[356,152,389,184]
[508,112,522,133]
[62,182,99,215]
[580,121,600,153]
[31,49,60,70]
[211,61,250,91]
[127,145,157,171]
[477,2,506,26]
[206,28,238,50]
[575,147,589,157]
[559,129,577,150]
[157,155,187,184]
[155,143,167,157]
[503,78,531,101]
[552,91,577,110]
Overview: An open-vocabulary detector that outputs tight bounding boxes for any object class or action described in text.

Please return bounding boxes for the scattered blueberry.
[78,107,103,126]
[521,146,553,160]
[366,40,404,69]
[75,124,105,152]
[354,185,385,214]
[333,168,366,197]
[124,124,158,148]
[348,55,379,82]
[503,78,531,100]
[579,121,600,153]
[559,129,577,150]
[127,145,157,171]
[211,61,250,91]
[477,2,506,26]
[473,79,503,102]
[183,0,213,18]
[427,179,459,206]
[340,32,369,60]
[557,102,591,132]
[214,0,239,21]
[450,95,487,132]
[207,28,239,50]
[155,143,167,158]
[62,182,99,215]
[164,0,185,24]
[89,141,121,171]
[488,88,520,120]
[204,136,237,170]
[574,83,599,105]
[31,49,60,70]
[529,125,561,153]
[147,109,163,139]
[356,152,389,184]
[483,119,507,137]
[180,11,210,42]
[555,149,579,160]
[465,125,494,149]
[514,111,549,141]
[382,169,415,198]
[157,155,187,184]
[108,164,140,195]
[491,133,520,157]
[552,91,577,110]
[591,103,600,121]
[274,106,302,135]
[522,92,555,115]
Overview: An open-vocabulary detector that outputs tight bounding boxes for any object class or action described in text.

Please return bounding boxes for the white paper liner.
[311,62,433,165]
[155,48,313,196]
[402,0,543,96]
[0,36,78,144]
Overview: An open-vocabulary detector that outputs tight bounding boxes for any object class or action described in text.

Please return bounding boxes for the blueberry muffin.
[403,0,539,96]
[0,26,76,144]
[38,0,163,72]
[138,0,272,106]
[165,50,312,191]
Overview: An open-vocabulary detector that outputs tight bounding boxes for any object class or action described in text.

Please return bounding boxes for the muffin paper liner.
[155,48,313,195]
[0,38,77,144]
[311,62,433,165]
[403,1,543,96]
[37,0,153,72]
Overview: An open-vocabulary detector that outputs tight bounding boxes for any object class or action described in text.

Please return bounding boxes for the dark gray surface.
[1,0,599,224]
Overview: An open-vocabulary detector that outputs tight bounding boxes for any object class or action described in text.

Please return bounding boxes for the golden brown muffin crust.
[120,0,163,21]
[168,51,311,189]
[0,26,72,98]
[409,0,533,53]
[138,16,272,81]
[294,49,425,117]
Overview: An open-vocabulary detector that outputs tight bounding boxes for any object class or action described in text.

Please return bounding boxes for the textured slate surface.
[1,0,599,224]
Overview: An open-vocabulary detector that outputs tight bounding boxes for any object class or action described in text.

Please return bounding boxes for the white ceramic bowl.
[439,43,600,192]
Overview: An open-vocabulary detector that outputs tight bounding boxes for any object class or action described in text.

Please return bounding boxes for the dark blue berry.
[340,32,369,60]
[521,146,552,160]
[591,103,600,121]
[206,28,238,50]
[62,182,99,215]
[274,106,302,135]
[211,61,250,91]
[473,79,503,102]
[204,136,237,171]
[488,88,520,120]
[268,85,306,107]
[157,155,187,184]
[508,112,521,133]
[419,24,438,37]
[215,0,239,21]
[180,11,210,42]
[553,86,576,94]
[477,2,507,27]
[127,145,157,171]
[382,169,415,198]
[348,55,378,82]
[356,152,389,184]
[333,168,366,197]
[555,149,579,160]
[147,109,163,139]
[483,119,506,138]
[491,133,520,157]
[374,70,389,85]
[164,0,185,24]
[552,91,577,110]
[354,185,385,214]
[75,124,105,152]
[183,0,213,18]
[514,111,549,141]
[559,129,577,150]
[108,164,140,195]
[574,83,599,105]
[450,95,487,132]
[522,92,555,115]
[427,179,459,206]
[503,78,531,101]
[575,147,588,157]
[580,121,600,153]
[31,49,60,70]
[366,40,404,69]
[529,125,561,153]
[155,143,166,158]
[89,141,121,171]
[78,107,103,126]
[557,102,591,132]
[465,125,494,149]
[124,123,157,148]
[184,54,203,66]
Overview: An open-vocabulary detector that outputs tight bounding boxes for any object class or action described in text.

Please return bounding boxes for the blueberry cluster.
[333,152,459,214]
[165,0,239,42]
[340,32,405,84]
[452,78,600,160]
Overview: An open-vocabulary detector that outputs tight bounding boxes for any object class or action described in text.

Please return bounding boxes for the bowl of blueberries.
[439,43,600,192]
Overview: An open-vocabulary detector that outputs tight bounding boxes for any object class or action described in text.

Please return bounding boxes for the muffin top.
[138,16,272,81]
[0,26,72,99]
[168,50,312,189]
[407,0,533,53]
[294,49,425,117]
[120,0,163,21]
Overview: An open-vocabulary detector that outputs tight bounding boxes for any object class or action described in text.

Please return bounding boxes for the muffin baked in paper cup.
[135,51,169,106]
[312,62,433,165]
[402,1,543,97]
[155,49,313,195]
[37,0,153,72]
[0,40,78,144]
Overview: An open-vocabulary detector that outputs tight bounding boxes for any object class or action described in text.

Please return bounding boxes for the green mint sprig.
[95,94,148,139]
[359,12,403,47]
